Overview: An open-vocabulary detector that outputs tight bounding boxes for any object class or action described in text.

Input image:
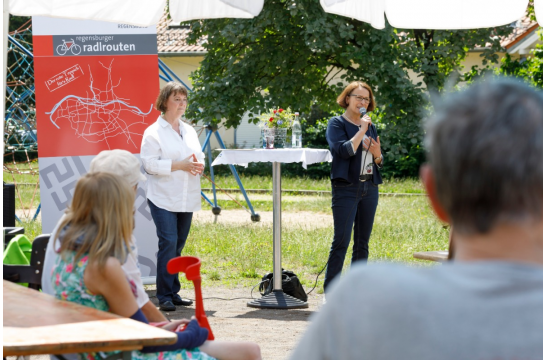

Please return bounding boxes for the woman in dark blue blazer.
[324,81,383,294]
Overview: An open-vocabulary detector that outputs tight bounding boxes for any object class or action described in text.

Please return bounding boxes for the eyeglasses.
[349,95,370,103]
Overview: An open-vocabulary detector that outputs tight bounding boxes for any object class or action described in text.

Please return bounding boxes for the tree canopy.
[499,30,543,88]
[185,0,515,176]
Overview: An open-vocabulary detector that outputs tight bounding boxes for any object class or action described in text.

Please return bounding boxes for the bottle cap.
[295,112,299,116]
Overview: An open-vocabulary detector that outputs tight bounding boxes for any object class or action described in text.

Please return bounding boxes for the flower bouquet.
[259,108,294,148]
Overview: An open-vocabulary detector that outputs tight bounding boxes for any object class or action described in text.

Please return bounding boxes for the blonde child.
[52,172,260,360]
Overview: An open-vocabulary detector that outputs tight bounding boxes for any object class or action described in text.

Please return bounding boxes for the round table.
[211,148,332,309]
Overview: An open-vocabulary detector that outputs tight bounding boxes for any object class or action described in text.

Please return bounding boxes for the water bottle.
[291,112,302,148]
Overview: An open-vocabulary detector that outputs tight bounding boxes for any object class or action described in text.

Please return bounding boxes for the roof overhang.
[507,29,541,55]
[159,51,207,57]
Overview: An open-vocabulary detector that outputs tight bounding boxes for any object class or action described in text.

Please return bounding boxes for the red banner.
[33,20,160,157]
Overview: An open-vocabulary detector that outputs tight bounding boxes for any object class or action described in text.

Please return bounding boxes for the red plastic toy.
[167,256,214,340]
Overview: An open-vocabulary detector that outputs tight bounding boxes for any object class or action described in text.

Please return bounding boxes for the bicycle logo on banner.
[56,39,82,56]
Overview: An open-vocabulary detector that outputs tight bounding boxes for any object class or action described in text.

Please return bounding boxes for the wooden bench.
[413,251,449,262]
[3,280,177,357]
[413,226,453,263]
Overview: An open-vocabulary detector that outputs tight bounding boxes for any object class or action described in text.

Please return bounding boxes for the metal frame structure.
[5,33,36,149]
[5,28,40,222]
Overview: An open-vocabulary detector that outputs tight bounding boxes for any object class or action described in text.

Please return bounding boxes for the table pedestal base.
[247,290,308,309]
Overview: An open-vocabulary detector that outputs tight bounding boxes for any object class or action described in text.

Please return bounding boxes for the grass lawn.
[3,160,41,211]
[3,158,40,184]
[4,166,424,211]
[206,174,425,194]
[184,194,447,292]
[5,170,447,292]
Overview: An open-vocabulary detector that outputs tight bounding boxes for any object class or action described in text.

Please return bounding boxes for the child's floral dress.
[52,251,215,360]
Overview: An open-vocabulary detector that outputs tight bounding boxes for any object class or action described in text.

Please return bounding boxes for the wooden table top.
[3,280,177,356]
[413,251,449,262]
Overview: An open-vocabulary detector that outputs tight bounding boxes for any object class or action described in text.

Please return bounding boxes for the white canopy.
[7,0,264,26]
[320,0,539,30]
[7,0,539,29]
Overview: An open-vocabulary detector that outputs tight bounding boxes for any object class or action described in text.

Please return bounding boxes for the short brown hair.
[336,81,376,112]
[155,82,188,113]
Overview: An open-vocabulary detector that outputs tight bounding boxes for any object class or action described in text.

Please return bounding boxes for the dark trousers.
[148,199,193,304]
[323,180,379,292]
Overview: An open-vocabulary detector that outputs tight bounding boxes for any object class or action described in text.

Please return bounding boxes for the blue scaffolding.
[4,22,40,222]
[5,25,37,153]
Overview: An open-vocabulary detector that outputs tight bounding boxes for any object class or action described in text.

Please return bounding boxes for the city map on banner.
[33,17,161,280]
[33,18,159,157]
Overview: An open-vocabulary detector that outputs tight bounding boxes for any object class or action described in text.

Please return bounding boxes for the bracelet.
[374,155,383,162]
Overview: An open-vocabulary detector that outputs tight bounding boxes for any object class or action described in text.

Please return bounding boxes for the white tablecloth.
[211,148,332,169]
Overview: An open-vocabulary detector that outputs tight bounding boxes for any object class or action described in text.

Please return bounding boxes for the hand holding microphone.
[359,107,372,133]
[359,107,381,158]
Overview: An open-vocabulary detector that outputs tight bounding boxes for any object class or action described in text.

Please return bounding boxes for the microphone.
[359,107,373,132]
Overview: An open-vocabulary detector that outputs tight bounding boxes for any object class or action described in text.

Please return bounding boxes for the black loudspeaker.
[3,183,16,227]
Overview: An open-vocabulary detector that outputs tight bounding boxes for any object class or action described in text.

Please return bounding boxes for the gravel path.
[149,286,322,360]
[193,209,333,229]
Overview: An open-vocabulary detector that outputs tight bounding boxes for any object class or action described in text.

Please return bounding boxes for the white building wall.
[159,56,203,89]
[234,113,262,149]
[463,51,509,71]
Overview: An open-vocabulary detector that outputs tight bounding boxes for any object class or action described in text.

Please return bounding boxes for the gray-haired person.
[289,78,543,360]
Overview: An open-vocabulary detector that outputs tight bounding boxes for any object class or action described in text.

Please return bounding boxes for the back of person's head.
[425,77,543,235]
[57,172,135,269]
[89,149,145,187]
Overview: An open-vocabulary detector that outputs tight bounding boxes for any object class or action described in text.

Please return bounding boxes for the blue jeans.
[148,199,193,304]
[323,180,379,292]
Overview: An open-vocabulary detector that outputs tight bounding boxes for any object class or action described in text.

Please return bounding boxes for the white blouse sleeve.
[140,132,172,176]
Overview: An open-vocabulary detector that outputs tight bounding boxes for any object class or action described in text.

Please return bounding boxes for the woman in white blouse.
[141,82,205,312]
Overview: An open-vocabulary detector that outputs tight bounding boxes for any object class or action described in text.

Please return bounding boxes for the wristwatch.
[374,154,383,163]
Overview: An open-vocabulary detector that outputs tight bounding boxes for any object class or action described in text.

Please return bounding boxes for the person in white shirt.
[140,82,205,312]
